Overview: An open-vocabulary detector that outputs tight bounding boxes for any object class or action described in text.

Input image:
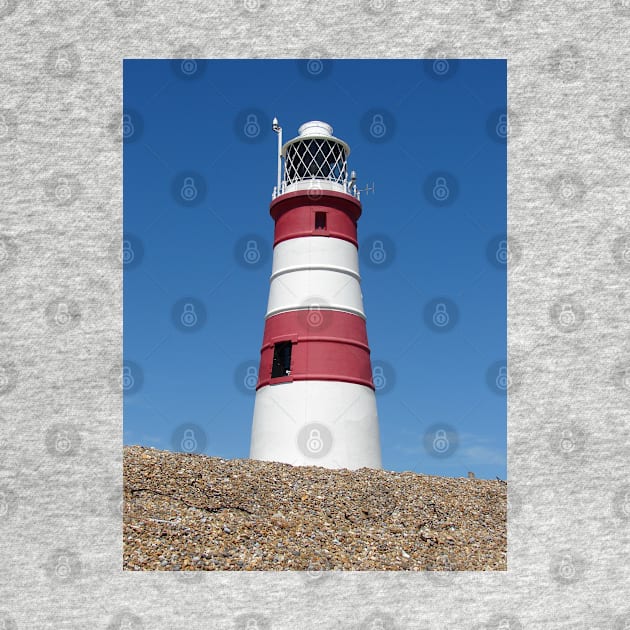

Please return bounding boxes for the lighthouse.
[249,120,382,470]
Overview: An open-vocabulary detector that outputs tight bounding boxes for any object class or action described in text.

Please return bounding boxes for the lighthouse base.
[250,381,381,470]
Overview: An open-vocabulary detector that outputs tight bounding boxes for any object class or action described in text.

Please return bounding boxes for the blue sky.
[123,58,506,479]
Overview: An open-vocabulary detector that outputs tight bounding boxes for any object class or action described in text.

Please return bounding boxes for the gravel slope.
[123,446,506,571]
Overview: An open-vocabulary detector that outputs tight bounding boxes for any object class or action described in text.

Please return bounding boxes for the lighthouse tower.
[249,120,382,470]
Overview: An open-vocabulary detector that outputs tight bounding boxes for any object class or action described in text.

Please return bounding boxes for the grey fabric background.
[1,0,629,628]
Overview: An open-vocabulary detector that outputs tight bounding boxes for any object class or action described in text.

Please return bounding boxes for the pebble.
[123,446,506,571]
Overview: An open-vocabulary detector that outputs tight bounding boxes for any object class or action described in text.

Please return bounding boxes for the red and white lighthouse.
[249,120,382,470]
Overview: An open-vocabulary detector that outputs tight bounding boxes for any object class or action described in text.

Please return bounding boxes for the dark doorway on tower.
[271,341,293,378]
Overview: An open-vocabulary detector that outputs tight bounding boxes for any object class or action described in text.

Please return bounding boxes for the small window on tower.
[315,212,327,230]
[271,341,293,378]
